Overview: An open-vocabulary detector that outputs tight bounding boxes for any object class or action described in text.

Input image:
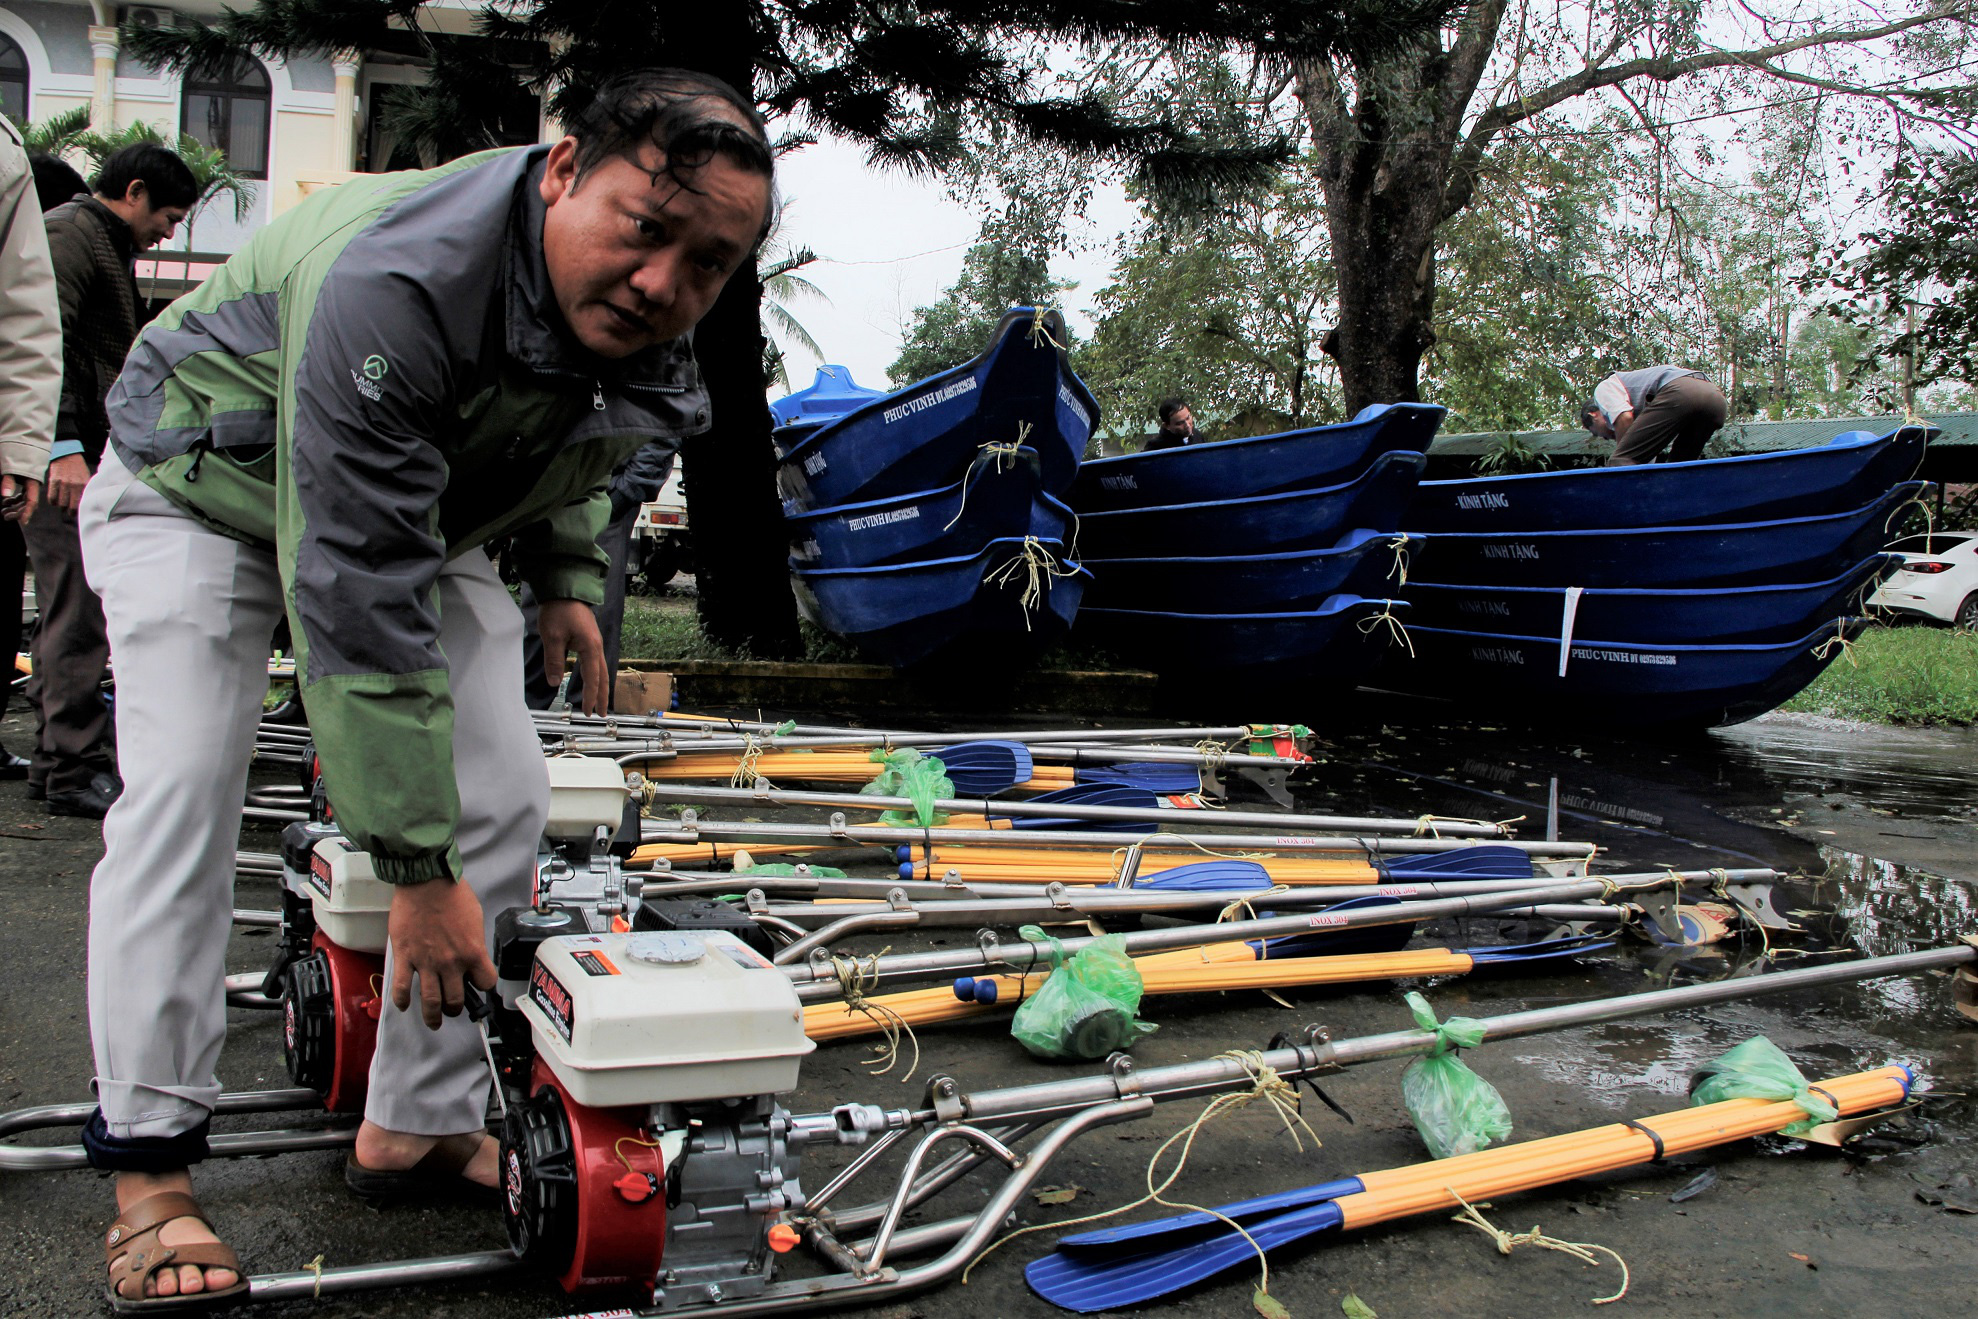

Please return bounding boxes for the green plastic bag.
[1688,1037,1839,1135]
[1400,991,1513,1159]
[860,748,953,828]
[1010,924,1158,1060]
[733,862,847,879]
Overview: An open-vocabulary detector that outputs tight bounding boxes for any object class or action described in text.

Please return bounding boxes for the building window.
[181,56,270,180]
[0,35,27,125]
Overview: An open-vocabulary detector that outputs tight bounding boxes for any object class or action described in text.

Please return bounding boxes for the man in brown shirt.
[35,143,195,817]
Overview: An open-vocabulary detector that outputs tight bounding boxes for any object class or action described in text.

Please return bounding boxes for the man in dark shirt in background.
[1146,396,1201,451]
[34,143,196,817]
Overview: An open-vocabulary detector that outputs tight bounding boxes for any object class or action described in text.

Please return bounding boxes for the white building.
[0,1,549,295]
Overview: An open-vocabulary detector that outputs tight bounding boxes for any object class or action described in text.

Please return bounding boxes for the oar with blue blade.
[1070,759,1201,793]
[1115,859,1274,891]
[928,740,1034,796]
[996,782,1168,831]
[1026,1200,1348,1312]
[1378,845,1534,881]
[1050,1178,1366,1255]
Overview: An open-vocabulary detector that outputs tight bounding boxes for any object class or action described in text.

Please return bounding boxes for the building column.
[539,35,569,143]
[332,49,361,169]
[88,24,118,128]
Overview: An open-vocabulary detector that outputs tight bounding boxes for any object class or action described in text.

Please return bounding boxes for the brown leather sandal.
[104,1190,249,1314]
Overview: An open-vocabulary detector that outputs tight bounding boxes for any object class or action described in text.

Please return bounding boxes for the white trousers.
[81,458,548,1141]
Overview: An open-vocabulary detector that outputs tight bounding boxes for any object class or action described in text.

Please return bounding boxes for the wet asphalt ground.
[1,703,1974,1319]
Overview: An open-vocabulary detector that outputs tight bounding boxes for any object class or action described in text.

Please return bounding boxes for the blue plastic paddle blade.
[1074,760,1200,793]
[1026,1201,1346,1312]
[1125,859,1274,892]
[1054,1177,1364,1253]
[1378,845,1534,881]
[931,740,1033,796]
[1249,895,1414,958]
[998,782,1165,831]
[1463,934,1615,964]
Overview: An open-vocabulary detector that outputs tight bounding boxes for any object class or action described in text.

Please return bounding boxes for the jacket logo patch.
[350,366,384,401]
[362,355,389,381]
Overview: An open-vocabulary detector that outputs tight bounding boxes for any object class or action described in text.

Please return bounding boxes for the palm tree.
[21,106,91,156]
[758,220,826,391]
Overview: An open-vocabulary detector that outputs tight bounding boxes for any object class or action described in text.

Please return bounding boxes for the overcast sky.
[770,134,1139,396]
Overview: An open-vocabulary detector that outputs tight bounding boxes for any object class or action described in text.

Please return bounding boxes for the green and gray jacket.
[107,146,710,884]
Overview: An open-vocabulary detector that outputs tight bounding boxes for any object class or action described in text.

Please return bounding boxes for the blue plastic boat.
[1080,528,1416,613]
[768,364,885,452]
[1077,594,1411,679]
[1410,481,1928,588]
[1375,616,1867,729]
[785,450,1072,570]
[792,537,1091,667]
[775,308,1099,512]
[1406,424,1932,532]
[1069,402,1447,513]
[1076,450,1427,559]
[1403,553,1899,645]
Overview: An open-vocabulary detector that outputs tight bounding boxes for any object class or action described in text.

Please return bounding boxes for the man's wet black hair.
[564,69,773,220]
[1157,397,1188,425]
[93,143,199,211]
[1578,400,1603,431]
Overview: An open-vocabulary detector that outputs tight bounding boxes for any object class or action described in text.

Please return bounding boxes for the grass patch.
[619,597,738,661]
[1783,623,1978,726]
[620,594,1139,672]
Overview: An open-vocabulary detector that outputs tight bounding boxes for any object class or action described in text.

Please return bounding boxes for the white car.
[1869,531,1978,628]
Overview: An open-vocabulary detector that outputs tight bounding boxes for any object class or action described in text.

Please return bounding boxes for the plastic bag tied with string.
[1009,923,1158,1060]
[1687,1036,1839,1136]
[736,863,848,879]
[1400,991,1514,1158]
[859,748,952,828]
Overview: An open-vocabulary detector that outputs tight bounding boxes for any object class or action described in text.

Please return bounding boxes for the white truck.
[626,461,691,593]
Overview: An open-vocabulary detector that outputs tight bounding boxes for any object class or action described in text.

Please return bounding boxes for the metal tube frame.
[633,783,1520,841]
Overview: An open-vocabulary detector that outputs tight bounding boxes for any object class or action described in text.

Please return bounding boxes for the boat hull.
[1081,529,1416,613]
[786,451,1070,570]
[1077,451,1427,559]
[1077,594,1411,681]
[1376,617,1866,730]
[792,538,1090,668]
[1070,402,1446,512]
[1406,425,1932,532]
[775,308,1097,512]
[1402,554,1898,645]
[1409,482,1927,588]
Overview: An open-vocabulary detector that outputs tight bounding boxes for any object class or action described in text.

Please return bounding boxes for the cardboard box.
[613,669,673,714]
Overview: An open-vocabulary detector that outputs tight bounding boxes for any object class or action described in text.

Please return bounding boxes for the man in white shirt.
[1578,366,1727,465]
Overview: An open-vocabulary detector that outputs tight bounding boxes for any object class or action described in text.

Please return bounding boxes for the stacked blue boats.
[1380,424,1935,729]
[772,309,1100,667]
[1066,403,1446,683]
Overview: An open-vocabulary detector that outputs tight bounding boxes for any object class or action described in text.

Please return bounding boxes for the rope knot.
[1448,1190,1631,1305]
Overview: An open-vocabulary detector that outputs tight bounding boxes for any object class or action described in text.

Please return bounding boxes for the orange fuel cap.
[767,1224,801,1253]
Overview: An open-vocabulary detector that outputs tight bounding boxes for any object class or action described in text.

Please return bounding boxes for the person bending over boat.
[1578,366,1727,465]
[80,70,773,1311]
[1146,397,1202,451]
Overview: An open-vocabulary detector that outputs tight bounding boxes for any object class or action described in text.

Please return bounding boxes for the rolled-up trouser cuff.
[82,1108,212,1172]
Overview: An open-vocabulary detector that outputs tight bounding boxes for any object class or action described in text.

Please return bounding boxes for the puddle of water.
[1282,712,1976,1118]
[1714,714,1978,817]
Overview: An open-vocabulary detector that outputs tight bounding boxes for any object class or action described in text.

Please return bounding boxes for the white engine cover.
[545,756,630,842]
[307,838,392,953]
[520,930,815,1108]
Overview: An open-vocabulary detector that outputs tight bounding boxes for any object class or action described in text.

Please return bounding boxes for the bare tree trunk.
[658,17,802,658]
[1296,7,1504,414]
